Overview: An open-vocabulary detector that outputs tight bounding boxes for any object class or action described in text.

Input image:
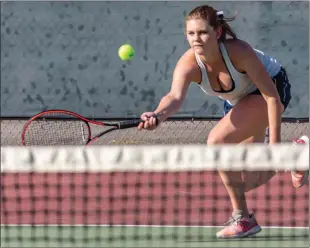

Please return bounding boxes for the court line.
[1,224,308,229]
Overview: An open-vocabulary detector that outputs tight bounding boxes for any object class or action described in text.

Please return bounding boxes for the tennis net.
[1,144,309,247]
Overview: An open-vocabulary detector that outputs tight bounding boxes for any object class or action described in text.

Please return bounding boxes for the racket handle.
[118,119,143,129]
[118,117,158,129]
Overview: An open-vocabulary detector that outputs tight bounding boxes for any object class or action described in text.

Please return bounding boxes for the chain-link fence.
[1,118,308,146]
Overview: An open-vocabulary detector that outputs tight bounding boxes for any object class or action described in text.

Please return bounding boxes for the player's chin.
[193,46,204,54]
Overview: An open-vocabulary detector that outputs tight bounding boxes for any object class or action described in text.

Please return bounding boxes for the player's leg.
[239,135,277,193]
[291,135,309,188]
[208,94,280,238]
[268,68,308,187]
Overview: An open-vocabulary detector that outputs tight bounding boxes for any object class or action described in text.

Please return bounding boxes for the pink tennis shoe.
[291,135,309,188]
[216,212,262,238]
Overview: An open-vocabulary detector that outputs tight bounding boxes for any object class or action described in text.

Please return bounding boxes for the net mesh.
[1,145,309,248]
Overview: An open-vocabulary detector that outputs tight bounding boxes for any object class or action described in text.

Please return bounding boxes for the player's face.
[186,18,219,55]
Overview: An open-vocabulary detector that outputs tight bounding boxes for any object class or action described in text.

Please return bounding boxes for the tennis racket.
[22,109,157,146]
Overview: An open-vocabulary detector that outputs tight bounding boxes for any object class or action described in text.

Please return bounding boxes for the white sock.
[232,210,244,217]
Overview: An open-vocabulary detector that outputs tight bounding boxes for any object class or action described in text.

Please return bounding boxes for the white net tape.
[1,144,309,172]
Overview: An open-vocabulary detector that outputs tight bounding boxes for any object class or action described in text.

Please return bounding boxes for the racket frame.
[22,109,121,146]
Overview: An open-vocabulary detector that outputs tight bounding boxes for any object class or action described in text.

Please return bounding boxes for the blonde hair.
[186,5,237,41]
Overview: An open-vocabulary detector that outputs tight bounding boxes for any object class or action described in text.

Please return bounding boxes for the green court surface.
[1,226,308,248]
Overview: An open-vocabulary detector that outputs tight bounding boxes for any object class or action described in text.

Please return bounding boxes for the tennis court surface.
[1,124,309,248]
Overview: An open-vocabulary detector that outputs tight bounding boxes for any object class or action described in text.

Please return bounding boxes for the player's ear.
[216,26,223,40]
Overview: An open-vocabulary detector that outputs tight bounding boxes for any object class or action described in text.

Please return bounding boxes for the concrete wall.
[1,1,308,118]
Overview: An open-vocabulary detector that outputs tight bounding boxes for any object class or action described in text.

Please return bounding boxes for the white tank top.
[195,42,281,105]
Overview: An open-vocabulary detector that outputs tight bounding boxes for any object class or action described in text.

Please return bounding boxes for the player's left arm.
[236,41,283,144]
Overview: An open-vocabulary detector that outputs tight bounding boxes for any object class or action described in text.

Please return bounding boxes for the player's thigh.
[207,95,272,144]
[240,132,265,144]
[240,131,277,192]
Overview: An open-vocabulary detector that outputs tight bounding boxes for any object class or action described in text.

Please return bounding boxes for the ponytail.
[217,10,238,41]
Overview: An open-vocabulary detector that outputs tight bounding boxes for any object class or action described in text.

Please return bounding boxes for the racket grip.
[118,117,159,129]
[118,119,143,129]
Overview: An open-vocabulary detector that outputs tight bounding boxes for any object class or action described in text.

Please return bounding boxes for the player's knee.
[206,133,223,145]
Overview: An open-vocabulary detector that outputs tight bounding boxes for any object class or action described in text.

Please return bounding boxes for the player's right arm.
[138,50,200,130]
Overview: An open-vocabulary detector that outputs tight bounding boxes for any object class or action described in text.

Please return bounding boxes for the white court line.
[1,224,308,229]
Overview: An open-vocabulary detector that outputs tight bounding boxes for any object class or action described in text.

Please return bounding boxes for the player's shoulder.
[174,48,201,83]
[224,39,256,59]
[177,48,199,68]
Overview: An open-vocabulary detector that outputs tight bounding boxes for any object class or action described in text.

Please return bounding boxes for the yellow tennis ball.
[118,44,135,61]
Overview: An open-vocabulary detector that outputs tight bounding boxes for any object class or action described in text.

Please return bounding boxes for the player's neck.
[200,46,222,66]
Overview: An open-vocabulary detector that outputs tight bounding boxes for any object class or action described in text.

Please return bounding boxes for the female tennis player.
[138,5,308,238]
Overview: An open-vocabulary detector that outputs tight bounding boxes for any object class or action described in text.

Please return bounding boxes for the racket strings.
[80,122,88,143]
[23,115,90,146]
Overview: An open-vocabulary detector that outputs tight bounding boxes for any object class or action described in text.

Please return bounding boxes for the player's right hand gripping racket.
[22,109,158,146]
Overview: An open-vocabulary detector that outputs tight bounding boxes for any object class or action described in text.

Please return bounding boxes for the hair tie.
[216,11,224,17]
[216,11,224,23]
